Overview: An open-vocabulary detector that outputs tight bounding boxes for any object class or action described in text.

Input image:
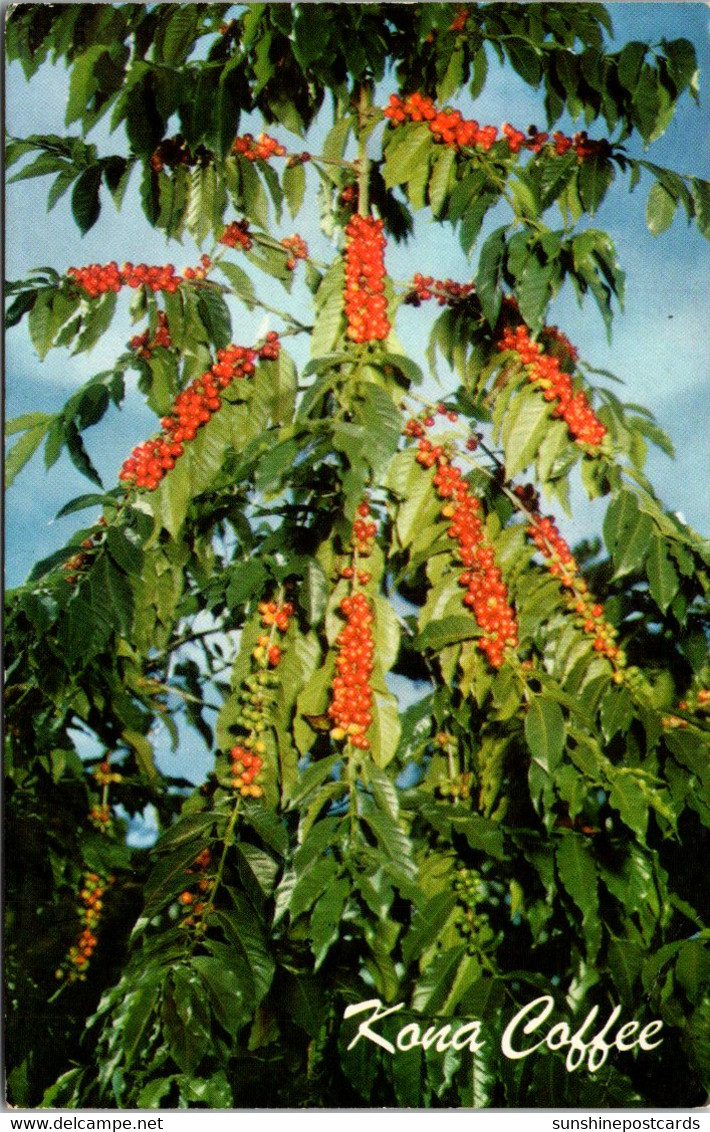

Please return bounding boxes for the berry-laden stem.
[405,416,518,670]
[180,593,294,936]
[497,324,606,450]
[329,501,377,752]
[383,92,611,162]
[118,333,281,492]
[53,870,115,991]
[228,594,295,799]
[343,216,391,343]
[524,510,626,674]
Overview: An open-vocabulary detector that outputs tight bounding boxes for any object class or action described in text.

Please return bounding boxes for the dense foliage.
[5,2,710,1109]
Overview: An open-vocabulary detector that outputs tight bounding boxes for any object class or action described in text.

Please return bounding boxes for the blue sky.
[6,2,710,593]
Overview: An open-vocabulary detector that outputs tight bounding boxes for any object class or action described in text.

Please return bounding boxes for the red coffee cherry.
[498,324,606,449]
[328,591,375,749]
[343,214,391,343]
[220,219,253,251]
[410,433,518,669]
[56,870,114,983]
[232,132,286,161]
[281,233,308,270]
[384,93,606,161]
[119,341,272,490]
[526,511,624,669]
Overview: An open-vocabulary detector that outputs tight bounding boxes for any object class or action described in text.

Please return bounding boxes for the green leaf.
[162,967,210,1074]
[383,123,432,192]
[524,694,565,773]
[287,854,340,922]
[428,146,456,217]
[154,810,219,853]
[646,536,679,613]
[690,178,710,240]
[71,165,102,234]
[196,288,232,350]
[369,690,402,770]
[355,382,401,482]
[300,557,329,626]
[27,290,56,360]
[5,414,53,487]
[192,955,252,1037]
[65,45,107,126]
[283,161,306,218]
[215,896,275,1003]
[645,179,677,236]
[415,615,480,651]
[360,801,416,883]
[72,289,117,354]
[8,151,71,183]
[603,490,653,578]
[218,259,257,310]
[577,155,614,216]
[608,773,649,839]
[106,526,144,576]
[309,875,349,968]
[412,945,467,1013]
[161,6,199,64]
[555,833,600,960]
[506,37,541,86]
[515,258,554,335]
[662,37,699,100]
[502,385,551,479]
[402,890,458,966]
[599,685,634,742]
[476,226,507,327]
[176,1071,232,1108]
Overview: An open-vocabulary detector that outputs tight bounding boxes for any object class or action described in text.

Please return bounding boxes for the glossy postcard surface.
[5,3,710,1110]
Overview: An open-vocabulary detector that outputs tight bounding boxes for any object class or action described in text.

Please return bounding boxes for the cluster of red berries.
[384,93,609,161]
[232,132,286,162]
[61,517,107,585]
[662,688,709,730]
[181,254,213,281]
[281,234,308,270]
[179,847,214,927]
[351,499,377,558]
[88,803,112,831]
[220,219,253,251]
[93,759,123,788]
[67,258,213,298]
[253,632,284,669]
[343,214,391,343]
[56,871,114,981]
[449,6,469,33]
[411,425,518,669]
[384,92,497,150]
[526,511,624,668]
[678,688,710,714]
[225,598,295,797]
[328,590,375,749]
[407,274,475,306]
[258,599,295,633]
[498,324,606,449]
[228,745,265,798]
[118,335,280,491]
[129,310,172,358]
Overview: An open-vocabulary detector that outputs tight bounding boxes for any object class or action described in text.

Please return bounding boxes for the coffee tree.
[5,2,710,1109]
